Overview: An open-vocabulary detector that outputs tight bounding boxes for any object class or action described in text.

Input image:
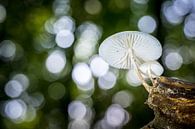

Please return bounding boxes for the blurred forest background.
[0,0,195,129]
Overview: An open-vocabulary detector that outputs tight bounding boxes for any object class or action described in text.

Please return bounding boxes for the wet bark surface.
[142,76,195,129]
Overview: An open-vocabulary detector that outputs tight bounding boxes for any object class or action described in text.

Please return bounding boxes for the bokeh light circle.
[55,30,75,48]
[90,55,109,77]
[72,63,92,86]
[4,99,27,120]
[164,52,183,70]
[5,80,24,98]
[46,50,66,74]
[68,101,87,120]
[138,15,157,33]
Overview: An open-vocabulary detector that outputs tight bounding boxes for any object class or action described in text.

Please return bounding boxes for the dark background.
[0,0,195,129]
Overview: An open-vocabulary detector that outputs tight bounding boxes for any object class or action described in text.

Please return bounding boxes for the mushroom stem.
[135,64,152,93]
[130,52,152,93]
[147,65,155,86]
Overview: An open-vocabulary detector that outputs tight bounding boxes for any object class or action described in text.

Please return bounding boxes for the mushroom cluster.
[99,31,163,92]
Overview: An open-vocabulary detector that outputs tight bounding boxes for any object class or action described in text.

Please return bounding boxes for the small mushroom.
[139,61,164,78]
[99,31,162,92]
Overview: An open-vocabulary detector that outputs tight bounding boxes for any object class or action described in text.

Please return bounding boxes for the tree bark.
[142,76,195,129]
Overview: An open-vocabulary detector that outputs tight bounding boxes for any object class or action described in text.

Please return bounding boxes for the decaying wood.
[142,76,195,129]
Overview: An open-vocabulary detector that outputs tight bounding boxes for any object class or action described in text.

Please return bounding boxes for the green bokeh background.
[0,0,195,129]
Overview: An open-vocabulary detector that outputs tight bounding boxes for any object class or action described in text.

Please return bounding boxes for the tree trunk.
[142,76,195,129]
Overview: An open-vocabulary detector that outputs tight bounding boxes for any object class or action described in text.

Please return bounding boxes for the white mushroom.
[139,61,164,78]
[99,31,162,69]
[99,31,163,92]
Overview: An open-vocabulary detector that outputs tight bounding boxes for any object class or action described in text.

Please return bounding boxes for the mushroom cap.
[139,61,164,77]
[99,31,162,69]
